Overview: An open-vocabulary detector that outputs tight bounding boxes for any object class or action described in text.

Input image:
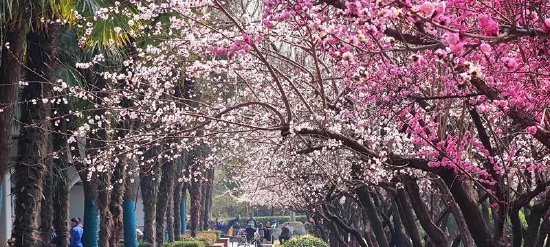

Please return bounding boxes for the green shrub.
[201,230,222,239]
[283,235,328,247]
[180,236,213,245]
[163,240,206,247]
[181,231,218,244]
[138,242,152,247]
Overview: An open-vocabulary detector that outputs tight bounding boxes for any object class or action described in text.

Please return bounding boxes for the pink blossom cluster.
[68,0,550,207]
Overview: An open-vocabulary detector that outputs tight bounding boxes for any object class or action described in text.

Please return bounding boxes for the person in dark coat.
[246,217,257,228]
[264,225,271,242]
[49,226,61,247]
[279,222,292,244]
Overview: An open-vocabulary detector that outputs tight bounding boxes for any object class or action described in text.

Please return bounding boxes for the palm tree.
[0,1,27,218]
[14,21,60,246]
[3,0,141,245]
[51,26,87,246]
[51,120,71,247]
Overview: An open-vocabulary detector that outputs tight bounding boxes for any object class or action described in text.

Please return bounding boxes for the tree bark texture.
[173,157,184,240]
[0,9,26,185]
[156,160,173,246]
[97,173,113,247]
[14,25,58,247]
[356,188,389,247]
[52,111,70,246]
[109,161,127,247]
[140,155,161,246]
[202,168,214,230]
[189,178,202,237]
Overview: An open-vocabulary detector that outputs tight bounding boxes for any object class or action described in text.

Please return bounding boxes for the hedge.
[202,230,222,239]
[283,235,328,247]
[163,240,206,247]
[181,230,220,244]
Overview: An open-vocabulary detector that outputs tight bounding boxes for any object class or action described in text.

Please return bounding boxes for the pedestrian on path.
[70,218,83,247]
[279,222,292,244]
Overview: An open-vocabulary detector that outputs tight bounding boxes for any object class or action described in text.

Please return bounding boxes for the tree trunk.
[14,25,58,247]
[173,158,184,240]
[389,203,412,247]
[166,187,175,242]
[52,112,70,247]
[82,180,100,247]
[181,182,189,234]
[202,168,214,230]
[535,208,550,247]
[524,190,550,247]
[109,161,126,246]
[166,159,178,242]
[440,171,497,247]
[187,147,203,237]
[156,161,173,246]
[200,181,207,231]
[98,173,113,247]
[403,178,449,246]
[394,188,422,247]
[312,214,328,243]
[0,8,26,188]
[140,154,161,247]
[40,154,54,245]
[434,179,474,247]
[189,179,202,237]
[123,168,139,247]
[52,163,69,247]
[356,188,389,247]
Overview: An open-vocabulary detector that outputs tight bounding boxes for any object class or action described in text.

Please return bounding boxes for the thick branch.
[296,128,439,173]
[511,182,550,211]
[402,177,449,246]
[439,171,496,247]
[355,187,390,247]
[434,179,475,247]
[320,203,369,247]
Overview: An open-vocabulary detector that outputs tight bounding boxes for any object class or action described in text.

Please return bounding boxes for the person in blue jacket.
[69,218,83,247]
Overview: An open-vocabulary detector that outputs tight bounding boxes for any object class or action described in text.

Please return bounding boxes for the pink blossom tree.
[69,0,550,246]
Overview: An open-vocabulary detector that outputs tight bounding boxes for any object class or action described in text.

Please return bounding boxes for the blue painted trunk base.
[123,200,138,247]
[0,185,3,220]
[181,196,186,233]
[83,199,100,247]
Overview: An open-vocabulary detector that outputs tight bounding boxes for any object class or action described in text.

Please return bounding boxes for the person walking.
[246,217,257,228]
[69,218,83,247]
[279,222,292,244]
